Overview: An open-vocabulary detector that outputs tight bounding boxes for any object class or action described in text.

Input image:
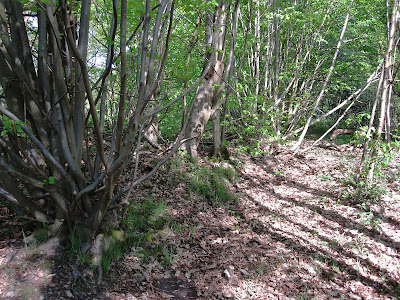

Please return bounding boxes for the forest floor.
[1,140,400,299]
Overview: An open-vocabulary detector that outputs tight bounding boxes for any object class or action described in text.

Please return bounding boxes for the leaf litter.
[0,141,399,299]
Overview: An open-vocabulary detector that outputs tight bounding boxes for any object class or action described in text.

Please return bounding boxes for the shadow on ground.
[2,142,400,299]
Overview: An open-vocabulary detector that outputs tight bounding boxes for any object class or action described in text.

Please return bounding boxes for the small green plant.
[167,221,184,233]
[101,241,123,273]
[43,176,55,185]
[61,174,202,275]
[161,244,177,266]
[335,134,353,145]
[69,229,84,255]
[123,198,167,232]
[256,259,266,276]
[170,148,186,165]
[234,140,264,156]
[21,229,38,257]
[189,224,201,237]
[351,236,369,257]
[94,197,176,273]
[188,164,237,206]
[320,175,333,181]
[35,224,49,243]
[357,208,381,229]
[250,140,264,156]
[0,115,28,138]
[379,141,400,168]
[250,147,264,156]
[22,229,30,254]
[256,258,273,276]
[79,253,89,265]
[340,174,386,205]
[236,145,249,154]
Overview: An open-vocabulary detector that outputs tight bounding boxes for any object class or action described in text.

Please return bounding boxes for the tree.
[360,0,399,183]
[0,0,209,249]
[291,0,354,152]
[1,0,395,253]
[183,0,240,158]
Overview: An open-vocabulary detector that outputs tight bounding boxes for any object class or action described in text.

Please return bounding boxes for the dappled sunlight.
[227,143,400,298]
[0,239,57,299]
[1,143,399,298]
[144,142,400,298]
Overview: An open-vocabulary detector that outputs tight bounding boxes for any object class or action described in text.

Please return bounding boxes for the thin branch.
[0,104,78,192]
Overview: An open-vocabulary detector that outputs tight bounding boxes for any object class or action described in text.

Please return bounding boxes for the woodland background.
[1,0,400,298]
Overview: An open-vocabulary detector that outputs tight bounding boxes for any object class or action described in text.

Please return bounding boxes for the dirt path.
[1,141,399,299]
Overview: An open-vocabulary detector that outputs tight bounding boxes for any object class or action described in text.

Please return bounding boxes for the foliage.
[340,175,386,205]
[99,197,175,273]
[0,0,396,256]
[69,229,85,256]
[335,134,353,145]
[308,120,333,137]
[235,139,265,156]
[0,116,27,138]
[188,162,237,206]
[340,138,399,209]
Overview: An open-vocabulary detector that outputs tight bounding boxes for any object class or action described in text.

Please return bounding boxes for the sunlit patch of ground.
[150,141,400,299]
[0,238,58,299]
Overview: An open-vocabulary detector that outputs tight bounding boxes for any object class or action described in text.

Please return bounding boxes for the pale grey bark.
[0,0,195,247]
[184,4,224,157]
[73,0,92,162]
[115,0,128,157]
[365,0,398,182]
[272,0,334,112]
[272,0,280,135]
[94,0,119,179]
[359,67,384,172]
[283,66,380,141]
[254,0,260,98]
[291,0,354,152]
[184,1,240,158]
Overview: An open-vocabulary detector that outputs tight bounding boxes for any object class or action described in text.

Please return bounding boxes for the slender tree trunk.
[254,0,260,99]
[365,0,397,183]
[184,4,225,157]
[291,0,353,152]
[272,0,280,135]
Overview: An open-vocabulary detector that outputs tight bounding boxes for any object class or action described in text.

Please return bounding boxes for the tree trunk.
[291,0,353,152]
[184,60,225,157]
[365,0,397,183]
[184,1,240,158]
[212,109,221,156]
[0,0,190,251]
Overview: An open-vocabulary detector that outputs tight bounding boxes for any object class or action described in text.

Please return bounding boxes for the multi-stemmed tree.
[0,0,396,252]
[0,0,214,248]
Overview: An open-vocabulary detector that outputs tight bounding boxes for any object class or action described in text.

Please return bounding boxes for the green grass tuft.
[188,164,237,206]
[99,197,177,272]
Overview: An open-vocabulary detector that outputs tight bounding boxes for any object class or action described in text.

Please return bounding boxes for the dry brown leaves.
[1,141,400,299]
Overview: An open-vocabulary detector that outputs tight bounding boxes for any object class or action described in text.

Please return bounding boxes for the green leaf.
[106,37,115,46]
[48,176,55,185]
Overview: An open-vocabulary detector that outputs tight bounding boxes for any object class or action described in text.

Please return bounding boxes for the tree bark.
[185,1,240,157]
[291,0,354,152]
[365,0,397,183]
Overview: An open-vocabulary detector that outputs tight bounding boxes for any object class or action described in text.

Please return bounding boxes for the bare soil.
[1,141,399,299]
